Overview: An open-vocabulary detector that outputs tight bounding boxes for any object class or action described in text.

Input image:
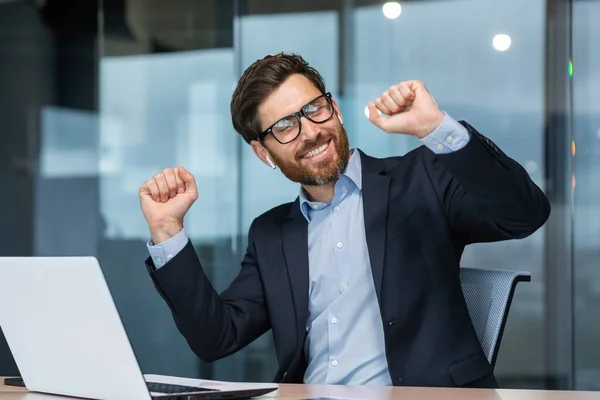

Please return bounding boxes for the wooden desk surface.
[1,378,599,400]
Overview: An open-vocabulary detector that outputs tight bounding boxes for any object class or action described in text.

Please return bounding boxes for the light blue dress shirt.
[147,113,469,385]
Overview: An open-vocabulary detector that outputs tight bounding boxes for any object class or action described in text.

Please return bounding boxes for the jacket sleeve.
[422,121,551,246]
[145,219,270,362]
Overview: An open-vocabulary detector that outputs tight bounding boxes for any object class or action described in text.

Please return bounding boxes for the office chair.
[459,267,531,368]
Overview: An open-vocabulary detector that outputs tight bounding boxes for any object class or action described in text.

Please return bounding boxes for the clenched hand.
[139,166,198,244]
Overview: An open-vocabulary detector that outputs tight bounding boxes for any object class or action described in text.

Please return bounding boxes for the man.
[139,53,550,388]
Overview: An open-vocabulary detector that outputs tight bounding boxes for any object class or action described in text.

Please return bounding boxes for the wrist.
[149,220,183,245]
[415,111,445,139]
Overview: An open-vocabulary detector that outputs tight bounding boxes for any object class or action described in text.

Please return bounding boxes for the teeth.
[302,141,329,159]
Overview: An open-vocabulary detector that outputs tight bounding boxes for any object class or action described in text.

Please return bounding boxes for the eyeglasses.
[258,92,334,144]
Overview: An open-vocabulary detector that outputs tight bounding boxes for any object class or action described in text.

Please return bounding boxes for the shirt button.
[437,144,444,151]
[331,360,338,366]
[331,318,338,324]
[333,205,340,211]
[156,257,163,264]
[336,242,343,249]
[312,204,319,210]
[446,136,454,143]
[166,254,173,260]
[340,284,348,292]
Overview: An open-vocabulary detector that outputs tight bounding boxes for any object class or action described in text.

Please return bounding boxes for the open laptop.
[0,257,278,400]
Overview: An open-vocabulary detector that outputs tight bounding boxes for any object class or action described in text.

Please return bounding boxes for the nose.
[298,116,321,142]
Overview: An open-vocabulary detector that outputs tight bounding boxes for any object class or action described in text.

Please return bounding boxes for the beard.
[270,122,351,187]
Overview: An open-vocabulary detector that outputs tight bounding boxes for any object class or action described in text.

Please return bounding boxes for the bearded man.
[138,53,550,389]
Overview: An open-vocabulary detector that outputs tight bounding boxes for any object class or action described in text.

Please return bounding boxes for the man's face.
[255,74,350,186]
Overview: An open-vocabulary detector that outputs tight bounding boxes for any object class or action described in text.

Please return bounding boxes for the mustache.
[298,137,334,157]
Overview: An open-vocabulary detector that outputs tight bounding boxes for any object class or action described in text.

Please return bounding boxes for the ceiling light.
[382,2,402,20]
[493,34,512,51]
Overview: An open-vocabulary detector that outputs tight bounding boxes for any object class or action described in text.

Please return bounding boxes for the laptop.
[0,257,278,400]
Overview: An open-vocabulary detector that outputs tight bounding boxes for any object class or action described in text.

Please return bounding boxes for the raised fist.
[138,166,198,244]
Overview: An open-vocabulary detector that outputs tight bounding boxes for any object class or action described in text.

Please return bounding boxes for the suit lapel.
[359,150,391,302]
[282,201,309,356]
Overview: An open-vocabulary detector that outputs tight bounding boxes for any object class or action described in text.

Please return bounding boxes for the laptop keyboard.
[146,382,214,394]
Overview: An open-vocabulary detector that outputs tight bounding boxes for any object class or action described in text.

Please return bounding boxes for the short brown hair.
[230,52,327,144]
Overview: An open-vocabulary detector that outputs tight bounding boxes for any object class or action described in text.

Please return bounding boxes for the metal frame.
[543,0,575,390]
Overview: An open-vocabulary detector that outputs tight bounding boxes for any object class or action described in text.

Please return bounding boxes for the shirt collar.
[298,148,362,222]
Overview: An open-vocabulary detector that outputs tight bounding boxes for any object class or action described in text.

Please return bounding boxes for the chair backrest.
[459,267,531,368]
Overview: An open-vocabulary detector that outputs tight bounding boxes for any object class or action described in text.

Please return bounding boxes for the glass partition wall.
[97,0,577,388]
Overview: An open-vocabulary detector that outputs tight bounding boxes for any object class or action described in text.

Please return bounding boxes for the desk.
[1,379,599,399]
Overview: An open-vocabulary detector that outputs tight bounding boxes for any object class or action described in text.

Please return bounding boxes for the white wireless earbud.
[266,155,277,169]
[337,114,344,125]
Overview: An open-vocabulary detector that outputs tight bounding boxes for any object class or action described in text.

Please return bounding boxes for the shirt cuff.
[147,229,189,268]
[420,112,470,154]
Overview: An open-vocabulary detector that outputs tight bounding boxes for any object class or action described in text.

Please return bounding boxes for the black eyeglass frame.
[257,92,334,144]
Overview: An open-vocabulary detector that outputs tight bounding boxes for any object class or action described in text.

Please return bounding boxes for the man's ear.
[331,97,340,112]
[251,140,277,169]
[331,97,343,125]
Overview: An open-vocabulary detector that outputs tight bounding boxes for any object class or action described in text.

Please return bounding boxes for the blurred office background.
[0,0,598,391]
